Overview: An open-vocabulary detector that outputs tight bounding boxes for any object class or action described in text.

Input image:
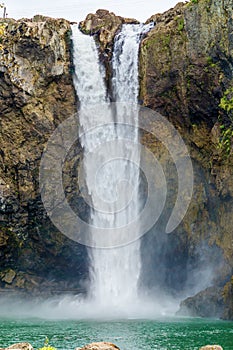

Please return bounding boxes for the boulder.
[199,346,223,350]
[0,343,33,350]
[0,269,16,284]
[76,342,120,350]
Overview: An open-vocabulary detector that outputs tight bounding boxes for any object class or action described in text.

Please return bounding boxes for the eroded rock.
[80,9,138,52]
[178,287,224,318]
[76,342,120,350]
[0,343,33,350]
[0,268,16,284]
[199,346,223,350]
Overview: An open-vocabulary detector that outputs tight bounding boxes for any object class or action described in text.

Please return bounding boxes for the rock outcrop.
[0,16,89,294]
[222,275,233,319]
[199,346,223,350]
[0,343,33,350]
[76,342,120,350]
[178,286,224,318]
[79,9,138,52]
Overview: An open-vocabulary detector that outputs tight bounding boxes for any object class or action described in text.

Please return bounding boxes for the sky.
[3,0,181,23]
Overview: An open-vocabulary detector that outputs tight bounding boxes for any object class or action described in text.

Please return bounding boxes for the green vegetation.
[174,15,185,32]
[219,87,233,117]
[186,0,198,8]
[177,18,184,32]
[218,125,233,155]
[218,88,233,156]
[38,337,57,350]
[163,34,171,46]
[144,33,171,55]
[206,56,217,68]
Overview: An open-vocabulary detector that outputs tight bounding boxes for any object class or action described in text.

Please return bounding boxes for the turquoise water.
[0,318,232,350]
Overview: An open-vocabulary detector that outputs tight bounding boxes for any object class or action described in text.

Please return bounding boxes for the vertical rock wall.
[139,0,233,319]
[0,16,88,294]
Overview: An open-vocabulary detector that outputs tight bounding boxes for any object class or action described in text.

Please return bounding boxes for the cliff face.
[0,16,89,295]
[139,0,233,319]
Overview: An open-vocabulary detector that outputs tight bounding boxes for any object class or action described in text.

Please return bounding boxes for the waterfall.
[71,23,153,315]
[112,23,154,103]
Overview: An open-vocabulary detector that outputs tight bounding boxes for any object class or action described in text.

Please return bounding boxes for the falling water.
[112,23,154,103]
[71,23,153,315]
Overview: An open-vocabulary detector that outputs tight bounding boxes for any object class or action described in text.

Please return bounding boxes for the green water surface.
[0,318,232,350]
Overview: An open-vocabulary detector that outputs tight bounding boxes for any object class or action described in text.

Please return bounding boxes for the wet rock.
[178,287,224,318]
[76,342,120,350]
[222,276,233,320]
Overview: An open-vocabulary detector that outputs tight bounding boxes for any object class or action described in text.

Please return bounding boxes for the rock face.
[178,286,224,318]
[222,275,233,320]
[0,16,89,294]
[80,9,138,52]
[0,343,33,350]
[138,0,233,320]
[76,342,120,350]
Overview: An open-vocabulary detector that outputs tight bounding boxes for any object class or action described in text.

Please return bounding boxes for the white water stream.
[71,23,154,314]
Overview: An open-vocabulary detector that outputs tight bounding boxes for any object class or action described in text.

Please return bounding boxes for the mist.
[0,292,180,320]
